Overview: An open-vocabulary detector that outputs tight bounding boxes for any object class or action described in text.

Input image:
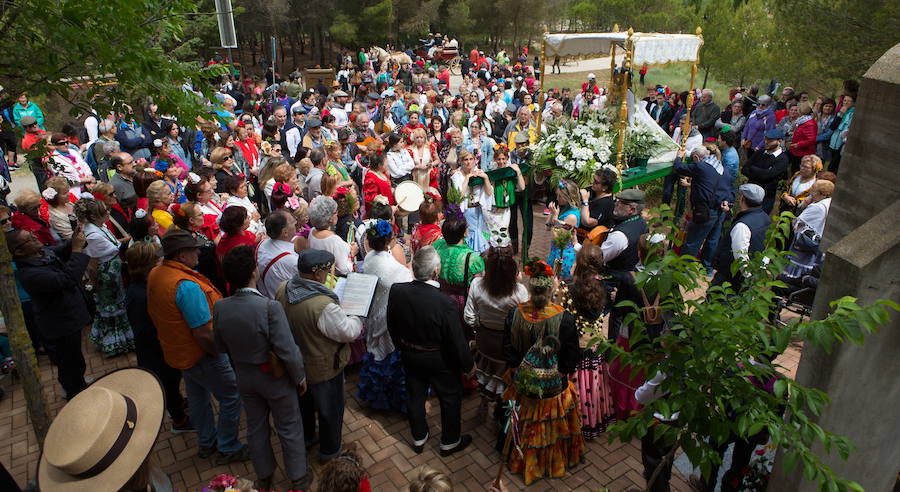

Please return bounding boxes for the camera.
[68,214,78,233]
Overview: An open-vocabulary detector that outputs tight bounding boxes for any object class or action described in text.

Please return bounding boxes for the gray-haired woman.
[308,195,358,276]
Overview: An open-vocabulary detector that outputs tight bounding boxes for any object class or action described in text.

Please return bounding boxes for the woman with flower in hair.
[270,181,305,214]
[450,150,493,253]
[127,208,160,248]
[362,152,395,216]
[92,182,132,246]
[324,140,354,189]
[409,128,439,191]
[42,177,75,241]
[75,197,135,357]
[409,190,443,252]
[358,219,413,410]
[150,137,188,181]
[153,155,186,205]
[171,201,222,292]
[334,186,360,245]
[546,179,582,281]
[184,171,222,240]
[500,258,583,485]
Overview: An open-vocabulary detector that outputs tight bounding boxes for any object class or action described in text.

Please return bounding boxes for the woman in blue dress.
[546,179,581,281]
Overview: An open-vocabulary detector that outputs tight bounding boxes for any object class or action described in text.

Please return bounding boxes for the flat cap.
[739,183,765,205]
[297,249,335,273]
[617,188,646,203]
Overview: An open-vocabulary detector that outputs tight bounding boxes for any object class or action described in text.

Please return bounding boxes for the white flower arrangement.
[533,110,616,187]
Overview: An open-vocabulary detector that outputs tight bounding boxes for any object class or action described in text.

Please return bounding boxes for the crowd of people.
[0,41,850,492]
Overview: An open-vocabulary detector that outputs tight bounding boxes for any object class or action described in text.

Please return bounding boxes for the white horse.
[369,46,412,68]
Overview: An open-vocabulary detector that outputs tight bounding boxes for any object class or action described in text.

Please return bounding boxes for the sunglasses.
[0,218,10,225]
[224,155,234,160]
[53,141,69,145]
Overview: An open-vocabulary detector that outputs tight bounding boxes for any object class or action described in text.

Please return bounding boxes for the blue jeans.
[682,208,726,270]
[181,354,243,454]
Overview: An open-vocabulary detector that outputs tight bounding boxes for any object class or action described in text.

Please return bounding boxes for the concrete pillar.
[768,44,900,491]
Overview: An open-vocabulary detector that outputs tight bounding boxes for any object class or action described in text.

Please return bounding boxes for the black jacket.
[741,150,789,195]
[14,242,91,339]
[387,280,473,373]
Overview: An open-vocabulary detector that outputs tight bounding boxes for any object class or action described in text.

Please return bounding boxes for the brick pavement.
[0,206,803,491]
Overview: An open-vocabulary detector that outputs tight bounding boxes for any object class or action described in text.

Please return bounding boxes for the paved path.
[449,54,625,89]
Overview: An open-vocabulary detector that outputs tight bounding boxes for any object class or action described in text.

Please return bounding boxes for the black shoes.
[439,434,472,457]
[197,444,217,459]
[214,444,250,465]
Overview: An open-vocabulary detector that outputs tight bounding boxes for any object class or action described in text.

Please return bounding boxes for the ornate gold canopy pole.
[609,24,618,89]
[680,27,704,150]
[535,27,548,132]
[615,28,634,180]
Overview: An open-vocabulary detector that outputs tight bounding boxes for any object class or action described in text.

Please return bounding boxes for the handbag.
[792,228,821,253]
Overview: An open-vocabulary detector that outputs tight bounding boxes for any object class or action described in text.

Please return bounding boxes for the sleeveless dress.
[548,207,580,281]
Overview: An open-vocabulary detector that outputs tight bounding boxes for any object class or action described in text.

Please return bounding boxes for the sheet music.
[334,273,378,317]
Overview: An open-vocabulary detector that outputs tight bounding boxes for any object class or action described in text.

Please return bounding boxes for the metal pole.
[535,31,548,132]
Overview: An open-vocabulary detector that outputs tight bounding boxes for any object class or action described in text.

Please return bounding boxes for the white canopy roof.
[544,32,702,65]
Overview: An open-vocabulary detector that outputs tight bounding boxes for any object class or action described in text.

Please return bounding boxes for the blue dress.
[548,207,580,281]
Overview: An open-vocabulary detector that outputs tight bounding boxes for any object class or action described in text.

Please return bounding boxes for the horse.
[369,46,412,68]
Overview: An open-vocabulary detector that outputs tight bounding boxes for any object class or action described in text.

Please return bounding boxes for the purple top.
[741,107,776,151]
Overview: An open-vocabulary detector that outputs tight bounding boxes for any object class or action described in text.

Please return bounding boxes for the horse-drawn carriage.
[413,45,461,74]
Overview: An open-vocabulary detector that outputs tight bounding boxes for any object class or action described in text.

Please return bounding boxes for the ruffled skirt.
[501,375,585,485]
[357,351,407,412]
[89,257,135,357]
[571,348,615,440]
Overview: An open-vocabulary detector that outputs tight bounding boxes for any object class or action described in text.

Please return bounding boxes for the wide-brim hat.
[38,368,164,491]
[158,228,205,256]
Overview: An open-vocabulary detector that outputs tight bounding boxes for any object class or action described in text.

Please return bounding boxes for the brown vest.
[276,283,350,385]
[147,260,222,369]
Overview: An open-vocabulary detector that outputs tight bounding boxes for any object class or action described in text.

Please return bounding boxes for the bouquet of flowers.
[622,118,676,165]
[532,110,615,188]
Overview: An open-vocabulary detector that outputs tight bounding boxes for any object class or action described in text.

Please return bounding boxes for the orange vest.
[147,260,222,370]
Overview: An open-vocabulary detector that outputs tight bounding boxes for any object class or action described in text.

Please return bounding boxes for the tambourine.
[394,180,425,216]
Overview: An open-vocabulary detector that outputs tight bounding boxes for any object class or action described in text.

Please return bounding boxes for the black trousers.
[136,345,187,422]
[507,192,533,252]
[402,351,463,446]
[45,329,87,398]
[641,430,675,492]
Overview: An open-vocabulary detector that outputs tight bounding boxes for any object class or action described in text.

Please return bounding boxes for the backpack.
[513,311,566,398]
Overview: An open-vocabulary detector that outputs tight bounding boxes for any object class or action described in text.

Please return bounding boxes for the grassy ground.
[543,64,733,107]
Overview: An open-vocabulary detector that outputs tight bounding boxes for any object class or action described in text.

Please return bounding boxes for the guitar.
[576,225,610,246]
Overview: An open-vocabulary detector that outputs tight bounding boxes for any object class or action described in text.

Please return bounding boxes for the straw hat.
[38,368,164,491]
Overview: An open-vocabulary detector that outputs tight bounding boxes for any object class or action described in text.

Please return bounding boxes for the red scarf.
[234,138,259,171]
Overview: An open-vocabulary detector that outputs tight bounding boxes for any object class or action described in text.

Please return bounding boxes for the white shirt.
[284,125,303,158]
[796,198,831,237]
[84,115,100,145]
[309,232,353,276]
[48,150,93,195]
[225,196,265,235]
[730,222,752,261]
[601,230,629,264]
[635,371,679,421]
[386,150,415,179]
[256,239,298,298]
[330,105,350,128]
[83,223,120,262]
[450,171,493,211]
[464,277,528,330]
[363,250,413,360]
[317,303,363,343]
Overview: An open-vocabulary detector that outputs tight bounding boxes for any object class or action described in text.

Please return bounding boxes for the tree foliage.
[594,207,898,491]
[0,0,228,122]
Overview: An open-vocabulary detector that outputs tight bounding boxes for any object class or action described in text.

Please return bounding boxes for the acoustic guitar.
[576,225,610,246]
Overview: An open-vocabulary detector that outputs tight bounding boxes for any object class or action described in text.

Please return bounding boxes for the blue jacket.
[674,156,731,211]
[116,121,151,156]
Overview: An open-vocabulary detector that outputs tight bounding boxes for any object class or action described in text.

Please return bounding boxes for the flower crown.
[134,208,148,219]
[325,164,339,176]
[494,142,509,152]
[445,204,464,221]
[523,258,553,278]
[188,172,202,185]
[153,170,164,178]
[366,219,393,239]
[154,160,170,173]
[333,186,350,199]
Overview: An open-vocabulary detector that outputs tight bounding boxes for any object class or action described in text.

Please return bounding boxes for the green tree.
[0,0,226,447]
[700,0,777,87]
[597,208,898,491]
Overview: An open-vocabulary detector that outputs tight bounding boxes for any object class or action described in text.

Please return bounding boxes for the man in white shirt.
[284,106,307,158]
[276,249,363,462]
[711,184,771,290]
[256,211,299,298]
[602,188,649,273]
[328,90,351,128]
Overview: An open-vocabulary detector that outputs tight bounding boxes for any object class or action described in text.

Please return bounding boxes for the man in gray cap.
[741,94,776,154]
[741,127,789,214]
[603,188,650,273]
[284,105,307,158]
[302,118,325,149]
[328,90,351,128]
[276,249,362,464]
[712,183,771,290]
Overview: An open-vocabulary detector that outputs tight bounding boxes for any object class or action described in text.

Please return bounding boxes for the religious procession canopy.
[543,32,703,66]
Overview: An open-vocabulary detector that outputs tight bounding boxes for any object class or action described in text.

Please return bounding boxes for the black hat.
[297,249,335,273]
[158,229,205,257]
